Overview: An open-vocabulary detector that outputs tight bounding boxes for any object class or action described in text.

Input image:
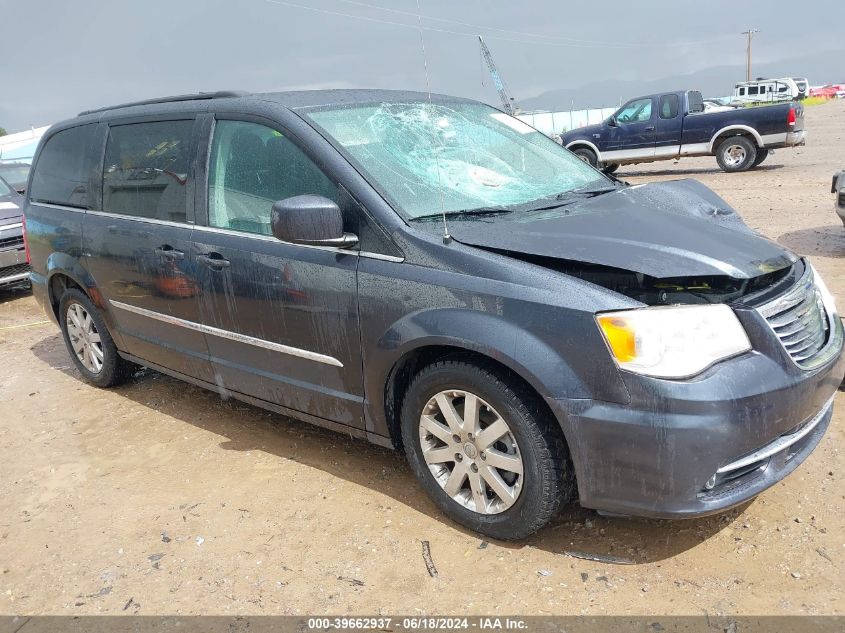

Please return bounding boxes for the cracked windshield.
[307,101,605,218]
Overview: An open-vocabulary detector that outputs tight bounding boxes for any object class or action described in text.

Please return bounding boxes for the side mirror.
[607,116,618,127]
[270,194,358,248]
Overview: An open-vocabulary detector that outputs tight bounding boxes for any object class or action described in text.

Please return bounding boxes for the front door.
[608,97,656,160]
[83,118,215,383]
[191,118,364,427]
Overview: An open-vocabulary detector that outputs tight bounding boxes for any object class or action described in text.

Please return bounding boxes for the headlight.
[811,264,838,318]
[596,304,751,378]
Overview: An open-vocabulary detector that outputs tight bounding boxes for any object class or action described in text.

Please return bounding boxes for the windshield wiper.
[411,206,514,222]
[551,185,619,201]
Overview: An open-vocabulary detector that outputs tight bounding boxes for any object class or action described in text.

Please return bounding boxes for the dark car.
[561,90,804,173]
[0,175,30,289]
[0,161,32,193]
[833,170,845,226]
[24,90,843,539]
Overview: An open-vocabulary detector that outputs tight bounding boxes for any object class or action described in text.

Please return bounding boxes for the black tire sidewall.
[717,136,757,172]
[59,289,128,387]
[573,148,598,167]
[400,360,566,539]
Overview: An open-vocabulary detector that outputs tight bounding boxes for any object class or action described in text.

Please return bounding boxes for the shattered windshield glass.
[305,101,606,219]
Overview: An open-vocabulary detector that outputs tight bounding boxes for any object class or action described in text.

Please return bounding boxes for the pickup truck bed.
[561,90,805,173]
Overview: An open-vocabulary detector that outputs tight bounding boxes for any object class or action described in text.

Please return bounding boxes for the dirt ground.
[1,100,843,618]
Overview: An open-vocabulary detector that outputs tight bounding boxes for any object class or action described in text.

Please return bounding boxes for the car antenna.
[414,0,451,243]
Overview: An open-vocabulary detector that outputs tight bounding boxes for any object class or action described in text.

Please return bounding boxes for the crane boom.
[478,36,517,115]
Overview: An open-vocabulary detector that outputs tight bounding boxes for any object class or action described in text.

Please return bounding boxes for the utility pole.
[741,29,759,82]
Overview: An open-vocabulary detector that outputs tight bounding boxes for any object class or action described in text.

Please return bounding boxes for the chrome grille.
[757,267,831,368]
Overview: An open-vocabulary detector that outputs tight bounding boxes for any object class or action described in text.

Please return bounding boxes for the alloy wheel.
[66,303,104,374]
[418,389,524,514]
[724,144,747,168]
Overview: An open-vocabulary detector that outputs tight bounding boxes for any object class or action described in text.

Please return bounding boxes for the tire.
[59,288,135,387]
[751,148,769,167]
[572,147,598,167]
[602,163,620,174]
[715,136,757,172]
[400,358,573,539]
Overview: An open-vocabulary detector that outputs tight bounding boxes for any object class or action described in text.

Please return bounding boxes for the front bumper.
[547,300,844,519]
[0,222,29,287]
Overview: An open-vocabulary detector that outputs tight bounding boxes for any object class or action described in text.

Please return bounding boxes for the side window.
[616,98,652,124]
[748,86,759,95]
[103,120,193,222]
[659,94,679,119]
[29,124,97,208]
[208,120,338,236]
[739,87,746,96]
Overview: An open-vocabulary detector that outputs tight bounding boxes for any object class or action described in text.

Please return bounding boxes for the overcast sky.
[2,0,842,131]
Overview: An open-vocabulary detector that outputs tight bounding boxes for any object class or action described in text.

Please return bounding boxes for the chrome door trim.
[109,300,344,367]
[86,209,194,228]
[191,223,357,255]
[359,251,404,263]
[31,202,87,214]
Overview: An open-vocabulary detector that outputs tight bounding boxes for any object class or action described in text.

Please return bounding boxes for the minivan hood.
[448,179,796,279]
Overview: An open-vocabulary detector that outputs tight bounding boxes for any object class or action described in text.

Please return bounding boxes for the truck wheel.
[751,149,769,168]
[716,136,757,172]
[59,288,135,387]
[572,147,598,167]
[602,163,620,174]
[400,357,574,539]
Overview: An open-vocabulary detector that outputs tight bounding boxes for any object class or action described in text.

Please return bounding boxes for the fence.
[517,106,618,138]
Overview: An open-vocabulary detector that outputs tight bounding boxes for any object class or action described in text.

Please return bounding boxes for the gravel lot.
[1,99,843,617]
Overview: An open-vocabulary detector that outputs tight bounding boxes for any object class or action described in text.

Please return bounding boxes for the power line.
[265,0,648,49]
[333,0,641,48]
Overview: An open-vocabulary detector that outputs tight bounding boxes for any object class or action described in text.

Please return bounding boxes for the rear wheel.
[59,289,135,387]
[602,163,620,174]
[400,358,573,539]
[716,136,757,172]
[572,147,598,167]
[751,148,770,167]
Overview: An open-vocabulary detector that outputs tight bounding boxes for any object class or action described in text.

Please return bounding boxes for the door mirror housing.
[270,195,358,248]
[607,115,618,127]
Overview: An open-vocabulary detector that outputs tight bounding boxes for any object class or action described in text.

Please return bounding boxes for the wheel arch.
[384,343,569,454]
[709,125,764,153]
[373,308,588,453]
[564,139,602,161]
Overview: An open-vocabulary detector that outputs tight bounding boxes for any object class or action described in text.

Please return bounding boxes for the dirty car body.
[24,90,844,537]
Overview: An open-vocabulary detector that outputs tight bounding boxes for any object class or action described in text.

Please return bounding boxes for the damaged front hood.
[449,179,796,279]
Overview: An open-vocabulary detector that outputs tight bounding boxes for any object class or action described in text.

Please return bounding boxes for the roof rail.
[78,91,250,116]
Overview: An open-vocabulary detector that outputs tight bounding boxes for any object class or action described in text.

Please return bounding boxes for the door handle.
[644,126,655,131]
[197,253,231,269]
[154,246,185,260]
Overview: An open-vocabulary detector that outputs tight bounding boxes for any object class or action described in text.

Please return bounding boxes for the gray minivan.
[24,90,844,539]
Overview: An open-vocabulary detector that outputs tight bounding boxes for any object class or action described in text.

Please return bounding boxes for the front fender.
[383,307,588,400]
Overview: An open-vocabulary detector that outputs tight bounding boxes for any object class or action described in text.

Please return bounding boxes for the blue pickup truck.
[561,90,805,173]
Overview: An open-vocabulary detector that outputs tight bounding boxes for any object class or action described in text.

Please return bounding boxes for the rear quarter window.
[29,124,98,208]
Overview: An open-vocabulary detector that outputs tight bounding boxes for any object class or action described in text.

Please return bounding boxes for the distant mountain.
[519,48,845,112]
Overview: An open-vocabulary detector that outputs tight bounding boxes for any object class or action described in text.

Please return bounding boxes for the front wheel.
[716,136,757,172]
[602,163,620,174]
[59,289,135,387]
[400,358,573,539]
[572,147,598,167]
